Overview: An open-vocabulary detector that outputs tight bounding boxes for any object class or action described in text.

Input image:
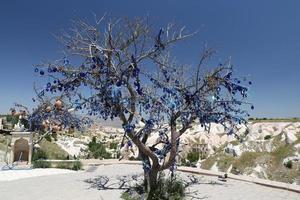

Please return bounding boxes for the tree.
[35,15,253,199]
[10,93,89,144]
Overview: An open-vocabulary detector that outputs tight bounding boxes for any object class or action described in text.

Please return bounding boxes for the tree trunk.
[146,169,159,200]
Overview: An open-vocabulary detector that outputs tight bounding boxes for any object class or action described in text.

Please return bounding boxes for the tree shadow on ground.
[84,173,226,199]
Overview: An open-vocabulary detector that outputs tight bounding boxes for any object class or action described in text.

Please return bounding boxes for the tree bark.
[146,169,159,200]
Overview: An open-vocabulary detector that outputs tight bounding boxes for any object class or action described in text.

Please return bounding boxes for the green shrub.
[87,137,111,159]
[56,162,66,169]
[164,176,185,199]
[264,135,272,140]
[180,158,189,166]
[121,173,185,200]
[284,160,293,169]
[72,161,82,171]
[33,160,82,171]
[186,151,200,163]
[121,193,139,200]
[33,160,51,168]
[32,149,47,161]
[6,115,18,126]
[44,134,52,142]
[32,149,49,168]
[109,142,118,150]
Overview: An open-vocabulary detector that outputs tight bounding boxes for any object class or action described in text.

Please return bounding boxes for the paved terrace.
[0,161,299,200]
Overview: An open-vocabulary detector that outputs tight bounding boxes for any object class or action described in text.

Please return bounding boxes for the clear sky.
[0,0,299,118]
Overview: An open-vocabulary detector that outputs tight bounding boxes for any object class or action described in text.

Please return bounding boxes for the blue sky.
[0,0,299,118]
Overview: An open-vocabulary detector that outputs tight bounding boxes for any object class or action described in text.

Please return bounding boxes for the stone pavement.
[0,164,299,200]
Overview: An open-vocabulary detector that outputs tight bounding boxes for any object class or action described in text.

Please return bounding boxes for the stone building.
[10,131,33,164]
[0,118,3,130]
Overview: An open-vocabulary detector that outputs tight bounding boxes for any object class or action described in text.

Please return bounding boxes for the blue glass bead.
[40,70,45,75]
[116,81,122,87]
[79,72,86,77]
[127,141,132,147]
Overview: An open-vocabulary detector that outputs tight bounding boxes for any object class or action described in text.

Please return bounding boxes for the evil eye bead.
[116,81,122,87]
[79,72,86,77]
[127,140,132,147]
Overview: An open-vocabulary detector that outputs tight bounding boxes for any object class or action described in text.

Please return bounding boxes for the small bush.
[87,137,111,159]
[180,159,189,166]
[284,160,293,169]
[121,193,139,200]
[32,149,49,168]
[32,149,47,161]
[44,134,52,142]
[264,135,272,140]
[72,161,82,171]
[5,115,19,127]
[163,176,185,199]
[109,142,118,150]
[56,162,67,169]
[56,161,82,171]
[186,151,200,163]
[33,160,51,168]
[122,173,186,200]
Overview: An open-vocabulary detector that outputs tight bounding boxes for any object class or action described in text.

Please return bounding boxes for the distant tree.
[35,15,253,199]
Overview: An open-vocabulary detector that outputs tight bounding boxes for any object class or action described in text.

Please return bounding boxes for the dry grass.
[232,152,266,173]
[39,139,69,160]
[217,154,235,172]
[200,131,300,184]
[201,154,218,170]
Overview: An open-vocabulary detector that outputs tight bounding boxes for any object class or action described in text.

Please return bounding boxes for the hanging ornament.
[54,99,63,110]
